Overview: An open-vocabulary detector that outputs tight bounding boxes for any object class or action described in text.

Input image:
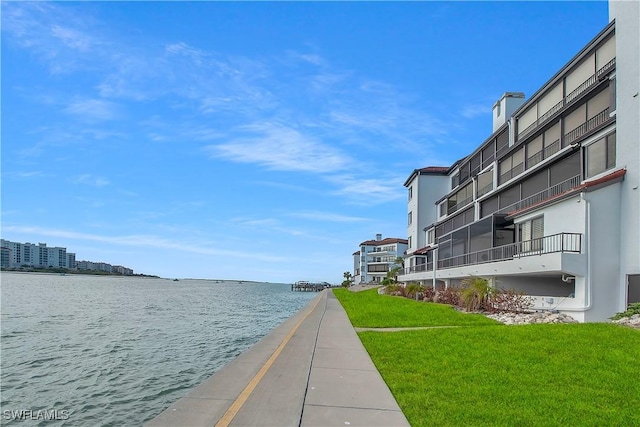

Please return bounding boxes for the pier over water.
[291,281,331,292]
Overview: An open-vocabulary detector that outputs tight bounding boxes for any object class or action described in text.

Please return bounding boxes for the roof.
[404,166,450,186]
[359,237,408,246]
[413,246,433,255]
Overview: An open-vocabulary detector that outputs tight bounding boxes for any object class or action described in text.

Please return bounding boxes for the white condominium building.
[353,234,408,285]
[399,1,639,322]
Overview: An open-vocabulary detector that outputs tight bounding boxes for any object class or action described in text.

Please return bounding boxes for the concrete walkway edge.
[146,290,409,427]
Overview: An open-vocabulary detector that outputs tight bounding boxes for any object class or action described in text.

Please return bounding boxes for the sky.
[1,1,611,283]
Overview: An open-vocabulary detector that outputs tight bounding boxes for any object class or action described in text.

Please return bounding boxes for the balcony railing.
[565,108,612,144]
[498,162,524,185]
[498,174,582,215]
[566,58,616,104]
[400,232,582,276]
[402,262,433,275]
[448,195,473,214]
[477,181,494,198]
[505,58,616,154]
[437,232,582,269]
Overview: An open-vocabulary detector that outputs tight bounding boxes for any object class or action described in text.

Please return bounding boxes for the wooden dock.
[291,281,330,292]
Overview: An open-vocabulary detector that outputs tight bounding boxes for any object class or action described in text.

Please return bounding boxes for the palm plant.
[460,276,495,312]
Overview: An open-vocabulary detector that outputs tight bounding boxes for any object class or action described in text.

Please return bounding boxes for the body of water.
[0,272,317,426]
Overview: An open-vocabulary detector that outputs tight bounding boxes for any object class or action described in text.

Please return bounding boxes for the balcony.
[505,58,616,155]
[498,162,524,185]
[448,195,473,214]
[367,264,389,273]
[399,233,584,282]
[497,174,582,216]
[437,232,582,269]
[565,108,612,145]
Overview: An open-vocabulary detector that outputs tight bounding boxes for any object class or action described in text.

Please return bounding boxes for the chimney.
[375,233,382,241]
[492,92,525,133]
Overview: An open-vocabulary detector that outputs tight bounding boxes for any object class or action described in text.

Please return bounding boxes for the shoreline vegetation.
[333,288,640,427]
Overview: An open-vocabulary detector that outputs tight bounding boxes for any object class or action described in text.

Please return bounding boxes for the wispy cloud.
[71,174,110,187]
[288,211,369,223]
[51,25,93,51]
[64,98,118,121]
[327,174,406,205]
[3,171,45,179]
[206,122,351,173]
[2,225,285,262]
[461,103,492,118]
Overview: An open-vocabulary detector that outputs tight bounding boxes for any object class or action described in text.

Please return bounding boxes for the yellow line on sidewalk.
[214,292,324,427]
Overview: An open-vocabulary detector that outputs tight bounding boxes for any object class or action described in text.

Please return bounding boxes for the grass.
[334,288,640,427]
[333,288,498,327]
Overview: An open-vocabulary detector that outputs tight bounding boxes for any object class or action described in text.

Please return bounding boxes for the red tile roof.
[359,237,408,246]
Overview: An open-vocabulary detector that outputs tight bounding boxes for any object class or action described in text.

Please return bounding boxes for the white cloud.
[51,25,92,51]
[461,103,491,118]
[2,225,285,262]
[206,122,350,174]
[64,98,118,121]
[71,174,110,187]
[327,174,406,205]
[288,211,369,223]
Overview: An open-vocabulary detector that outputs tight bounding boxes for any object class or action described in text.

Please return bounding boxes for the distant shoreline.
[0,267,159,278]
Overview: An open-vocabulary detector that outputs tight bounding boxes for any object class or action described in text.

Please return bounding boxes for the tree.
[381,258,404,287]
[341,271,353,288]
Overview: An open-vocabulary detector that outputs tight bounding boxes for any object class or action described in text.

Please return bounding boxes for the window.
[408,211,413,226]
[451,173,460,190]
[585,132,616,178]
[426,228,435,245]
[518,216,544,252]
[477,170,493,198]
[439,201,447,218]
[499,148,524,185]
[408,236,412,249]
[408,186,413,201]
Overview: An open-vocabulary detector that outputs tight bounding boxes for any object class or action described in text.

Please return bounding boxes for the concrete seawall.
[145,289,409,426]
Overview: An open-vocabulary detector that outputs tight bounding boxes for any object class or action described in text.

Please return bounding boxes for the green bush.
[610,302,640,320]
[460,276,496,312]
[405,283,424,299]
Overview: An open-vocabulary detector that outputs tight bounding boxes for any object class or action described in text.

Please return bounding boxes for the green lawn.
[334,288,640,427]
[333,288,498,327]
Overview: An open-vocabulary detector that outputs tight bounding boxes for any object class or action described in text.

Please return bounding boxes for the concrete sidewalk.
[146,290,409,427]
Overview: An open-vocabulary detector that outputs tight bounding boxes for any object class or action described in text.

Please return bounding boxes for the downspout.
[562,191,592,312]
[432,247,438,291]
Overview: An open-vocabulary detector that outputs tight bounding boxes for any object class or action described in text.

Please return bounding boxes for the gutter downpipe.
[562,191,592,312]
[432,247,438,291]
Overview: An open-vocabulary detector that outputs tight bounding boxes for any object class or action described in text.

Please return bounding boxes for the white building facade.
[399,4,639,322]
[0,240,76,269]
[353,234,408,285]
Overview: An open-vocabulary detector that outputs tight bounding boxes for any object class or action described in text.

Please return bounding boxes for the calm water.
[0,272,317,426]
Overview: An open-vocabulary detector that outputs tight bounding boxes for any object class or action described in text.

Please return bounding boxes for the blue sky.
[1,1,610,283]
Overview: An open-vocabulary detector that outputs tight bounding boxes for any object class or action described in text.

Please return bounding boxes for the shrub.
[422,287,436,302]
[435,287,461,306]
[460,276,496,312]
[610,302,640,320]
[486,289,533,313]
[383,283,405,297]
[405,283,424,299]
